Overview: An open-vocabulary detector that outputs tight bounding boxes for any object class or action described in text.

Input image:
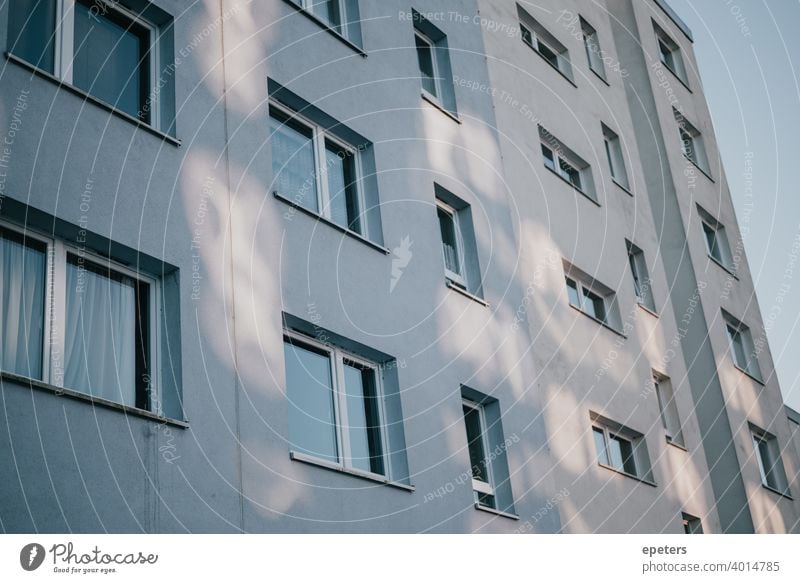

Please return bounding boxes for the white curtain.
[64,259,136,406]
[270,113,317,211]
[0,233,45,378]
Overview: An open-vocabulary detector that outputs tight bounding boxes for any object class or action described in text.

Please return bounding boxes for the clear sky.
[666,0,800,411]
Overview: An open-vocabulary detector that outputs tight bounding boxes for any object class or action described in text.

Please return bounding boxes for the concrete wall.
[0,0,797,533]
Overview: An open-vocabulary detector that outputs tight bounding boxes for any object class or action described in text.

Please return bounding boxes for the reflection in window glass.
[463,404,489,484]
[8,0,57,72]
[593,427,609,466]
[437,206,462,278]
[284,340,338,463]
[343,363,383,475]
[325,141,361,233]
[415,33,438,96]
[270,108,318,212]
[608,434,636,475]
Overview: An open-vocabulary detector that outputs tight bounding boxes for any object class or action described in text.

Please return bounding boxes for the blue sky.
[667,0,800,411]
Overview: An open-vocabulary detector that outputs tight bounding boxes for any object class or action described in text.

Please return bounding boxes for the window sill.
[568,303,626,338]
[590,67,610,86]
[543,165,600,207]
[446,279,489,307]
[637,302,660,318]
[279,0,367,56]
[760,483,793,501]
[732,364,765,386]
[598,462,657,487]
[420,91,461,124]
[707,254,738,280]
[5,52,181,147]
[289,450,414,491]
[528,46,578,88]
[682,154,714,183]
[0,370,189,428]
[612,178,633,196]
[659,60,692,93]
[273,191,390,255]
[666,437,688,452]
[474,503,520,520]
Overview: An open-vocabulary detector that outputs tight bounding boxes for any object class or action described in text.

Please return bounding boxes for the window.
[564,261,621,331]
[602,124,630,190]
[674,109,710,175]
[682,513,703,534]
[287,0,363,45]
[435,186,483,298]
[653,372,684,447]
[723,311,762,380]
[0,221,162,412]
[518,5,573,81]
[270,102,364,235]
[412,11,457,114]
[540,127,596,200]
[7,0,175,132]
[581,17,606,79]
[284,331,389,476]
[460,387,515,514]
[626,241,655,311]
[591,413,653,481]
[750,425,790,495]
[462,399,495,508]
[654,21,688,85]
[696,205,733,271]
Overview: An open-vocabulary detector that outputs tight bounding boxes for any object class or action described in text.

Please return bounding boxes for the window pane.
[64,257,138,406]
[583,288,606,323]
[680,128,695,162]
[310,0,342,32]
[593,427,609,465]
[270,109,319,212]
[659,39,674,69]
[343,363,384,475]
[566,278,580,307]
[0,229,46,379]
[537,40,559,69]
[415,33,437,96]
[629,252,643,301]
[559,158,582,189]
[609,435,636,475]
[703,222,722,262]
[437,206,462,277]
[8,0,57,72]
[727,326,748,369]
[73,0,150,121]
[284,340,338,462]
[325,141,361,233]
[542,145,556,171]
[521,25,533,48]
[463,404,489,483]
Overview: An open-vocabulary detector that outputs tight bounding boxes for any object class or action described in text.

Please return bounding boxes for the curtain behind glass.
[0,231,46,378]
[64,258,136,406]
[270,110,318,212]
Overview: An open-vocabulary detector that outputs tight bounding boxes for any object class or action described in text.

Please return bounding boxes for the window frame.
[566,275,609,325]
[750,426,790,495]
[654,22,688,86]
[0,218,161,410]
[682,513,703,534]
[593,424,638,477]
[724,317,761,380]
[297,0,347,35]
[580,17,606,79]
[461,398,496,502]
[541,144,585,193]
[269,100,366,236]
[283,329,392,481]
[47,0,161,128]
[436,199,467,288]
[414,28,441,101]
[519,21,571,81]
[602,124,630,191]
[653,372,684,447]
[591,419,653,483]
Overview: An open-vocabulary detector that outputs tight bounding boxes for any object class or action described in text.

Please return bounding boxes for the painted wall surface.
[0,0,797,533]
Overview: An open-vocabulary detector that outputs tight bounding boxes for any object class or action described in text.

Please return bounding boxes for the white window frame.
[284,329,392,480]
[653,372,684,446]
[296,0,347,34]
[566,275,608,324]
[462,398,495,501]
[750,427,789,494]
[436,199,467,288]
[702,219,726,264]
[724,318,761,379]
[521,23,569,76]
[603,124,629,190]
[541,143,585,192]
[654,25,687,84]
[0,218,161,409]
[50,0,161,128]
[414,29,441,101]
[269,101,366,236]
[592,423,649,480]
[580,17,606,78]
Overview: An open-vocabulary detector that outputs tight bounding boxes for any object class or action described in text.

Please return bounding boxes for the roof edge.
[653,0,694,42]
[787,405,800,425]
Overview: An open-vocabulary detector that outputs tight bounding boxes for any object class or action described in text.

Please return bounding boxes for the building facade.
[0,0,798,533]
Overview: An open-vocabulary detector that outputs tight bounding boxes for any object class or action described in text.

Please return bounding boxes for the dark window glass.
[325,140,361,233]
[415,33,437,96]
[343,363,383,475]
[73,0,151,121]
[463,404,489,484]
[8,0,57,72]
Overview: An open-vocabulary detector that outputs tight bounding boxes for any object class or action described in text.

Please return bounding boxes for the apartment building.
[0,0,797,533]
